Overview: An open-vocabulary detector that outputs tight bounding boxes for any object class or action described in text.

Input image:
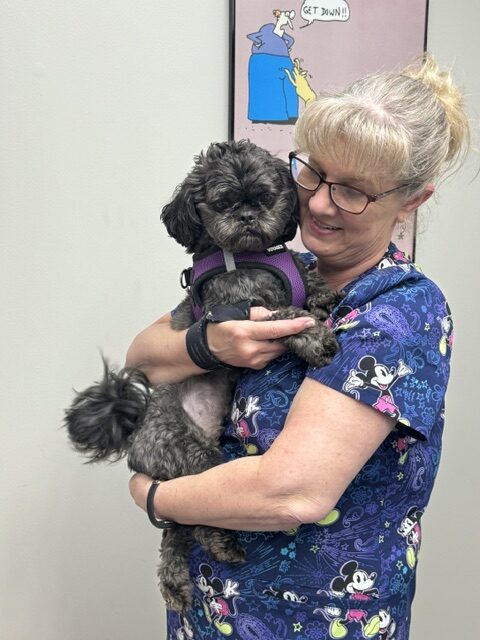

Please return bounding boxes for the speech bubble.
[301,0,350,26]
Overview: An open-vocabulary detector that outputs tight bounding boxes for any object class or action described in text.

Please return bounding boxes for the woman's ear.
[397,183,435,223]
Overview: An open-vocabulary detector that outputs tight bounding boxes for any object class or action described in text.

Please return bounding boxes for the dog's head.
[161,140,299,253]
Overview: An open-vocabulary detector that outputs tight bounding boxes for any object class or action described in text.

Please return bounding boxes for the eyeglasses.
[289,151,414,215]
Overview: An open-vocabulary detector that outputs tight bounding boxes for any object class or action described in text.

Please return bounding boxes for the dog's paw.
[157,533,194,613]
[160,580,193,613]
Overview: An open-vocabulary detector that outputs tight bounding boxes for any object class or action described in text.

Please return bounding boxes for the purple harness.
[180,244,308,321]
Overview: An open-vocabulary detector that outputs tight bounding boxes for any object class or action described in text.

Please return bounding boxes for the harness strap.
[184,245,308,322]
[223,250,236,272]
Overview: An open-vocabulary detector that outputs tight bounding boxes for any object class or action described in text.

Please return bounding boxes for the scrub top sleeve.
[306,279,453,442]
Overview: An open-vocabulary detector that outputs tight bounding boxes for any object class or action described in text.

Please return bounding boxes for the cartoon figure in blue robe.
[246,9,298,123]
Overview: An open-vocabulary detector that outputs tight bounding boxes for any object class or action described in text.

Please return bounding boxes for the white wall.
[411,2,480,637]
[1,1,478,638]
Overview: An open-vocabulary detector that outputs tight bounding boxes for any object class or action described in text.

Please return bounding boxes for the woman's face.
[298,152,411,282]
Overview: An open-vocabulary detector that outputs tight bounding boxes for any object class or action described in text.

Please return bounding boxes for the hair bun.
[402,53,470,165]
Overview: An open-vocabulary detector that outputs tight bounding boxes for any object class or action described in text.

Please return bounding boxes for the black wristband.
[186,301,251,371]
[147,480,175,529]
[205,300,251,323]
[186,317,224,370]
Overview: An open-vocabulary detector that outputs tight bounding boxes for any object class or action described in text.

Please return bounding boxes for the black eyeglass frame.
[288,151,415,215]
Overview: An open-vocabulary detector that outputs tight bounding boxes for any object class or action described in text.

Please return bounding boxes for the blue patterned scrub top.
[167,244,453,640]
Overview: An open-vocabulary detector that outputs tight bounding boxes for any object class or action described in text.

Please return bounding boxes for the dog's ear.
[281,198,299,242]
[161,179,203,253]
[272,155,299,243]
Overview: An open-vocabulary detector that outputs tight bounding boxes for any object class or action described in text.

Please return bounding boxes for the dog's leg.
[158,527,195,612]
[271,306,340,367]
[264,258,342,367]
[192,526,246,565]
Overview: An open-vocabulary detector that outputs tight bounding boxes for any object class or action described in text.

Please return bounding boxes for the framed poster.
[229,0,429,256]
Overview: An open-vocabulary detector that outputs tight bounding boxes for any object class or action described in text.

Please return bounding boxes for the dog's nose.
[240,212,255,224]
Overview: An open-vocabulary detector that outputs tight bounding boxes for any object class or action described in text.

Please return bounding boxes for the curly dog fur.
[65,140,341,612]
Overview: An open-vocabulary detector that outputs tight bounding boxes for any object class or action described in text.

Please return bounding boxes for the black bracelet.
[146,480,175,529]
[186,317,223,370]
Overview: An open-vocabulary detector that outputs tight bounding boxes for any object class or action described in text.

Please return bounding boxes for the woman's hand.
[206,306,315,370]
[126,307,315,385]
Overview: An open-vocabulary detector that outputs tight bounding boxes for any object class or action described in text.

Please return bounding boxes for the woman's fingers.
[248,315,315,340]
[206,308,315,369]
[249,306,316,332]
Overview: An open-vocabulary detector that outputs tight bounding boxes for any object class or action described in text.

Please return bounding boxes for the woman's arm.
[129,378,395,530]
[125,313,204,385]
[125,308,316,385]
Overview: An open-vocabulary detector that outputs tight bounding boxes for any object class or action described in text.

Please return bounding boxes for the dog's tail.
[64,358,151,462]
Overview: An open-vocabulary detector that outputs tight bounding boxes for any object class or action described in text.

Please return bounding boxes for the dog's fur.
[65,140,341,612]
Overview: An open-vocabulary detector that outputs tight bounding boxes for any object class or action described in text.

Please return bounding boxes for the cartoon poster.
[229,0,429,256]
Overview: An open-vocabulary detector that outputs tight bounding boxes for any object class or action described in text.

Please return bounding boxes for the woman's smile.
[307,214,343,235]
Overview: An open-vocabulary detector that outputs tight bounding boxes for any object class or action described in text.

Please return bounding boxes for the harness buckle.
[180,267,192,291]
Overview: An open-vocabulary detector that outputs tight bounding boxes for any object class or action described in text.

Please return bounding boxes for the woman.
[128,54,469,639]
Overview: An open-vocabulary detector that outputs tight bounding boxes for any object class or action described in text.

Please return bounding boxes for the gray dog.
[65,140,340,612]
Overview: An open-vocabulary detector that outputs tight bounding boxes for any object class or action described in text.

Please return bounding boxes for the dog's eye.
[213,199,231,211]
[258,193,274,207]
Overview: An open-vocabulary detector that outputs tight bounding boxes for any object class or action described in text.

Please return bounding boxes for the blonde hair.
[294,53,470,197]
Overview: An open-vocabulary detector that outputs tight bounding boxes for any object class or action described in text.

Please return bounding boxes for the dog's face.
[161,140,298,253]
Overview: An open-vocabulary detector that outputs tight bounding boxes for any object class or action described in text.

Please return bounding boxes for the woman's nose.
[307,183,337,215]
